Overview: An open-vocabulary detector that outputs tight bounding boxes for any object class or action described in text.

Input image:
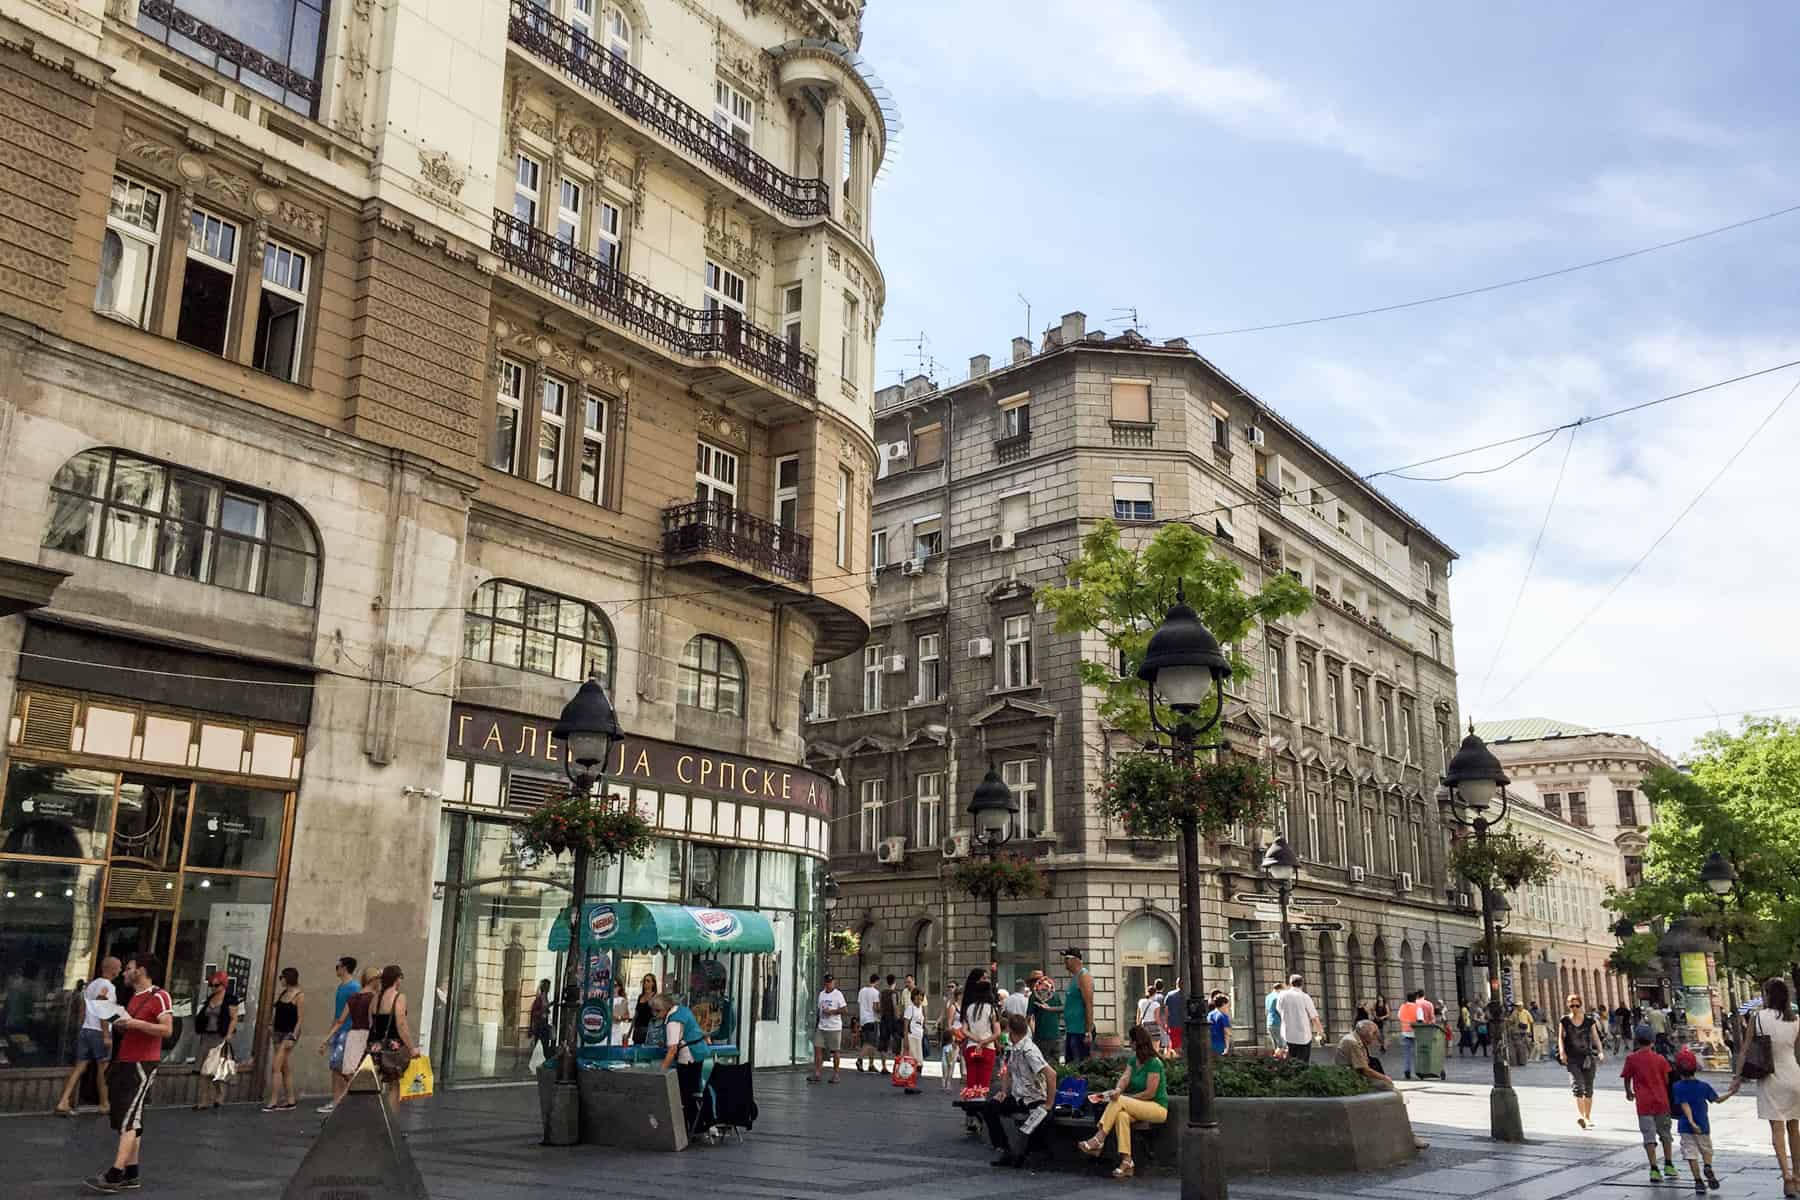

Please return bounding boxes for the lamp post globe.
[553,676,623,786]
[1137,597,1232,729]
[1441,724,1508,819]
[967,766,1016,849]
[1700,850,1737,897]
[1486,890,1510,930]
[822,872,842,914]
[1260,836,1299,884]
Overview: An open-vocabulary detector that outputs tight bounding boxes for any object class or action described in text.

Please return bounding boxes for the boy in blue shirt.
[1672,1048,1739,1193]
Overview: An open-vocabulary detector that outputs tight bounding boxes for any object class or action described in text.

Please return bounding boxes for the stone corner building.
[0,0,890,1106]
[806,315,1481,1048]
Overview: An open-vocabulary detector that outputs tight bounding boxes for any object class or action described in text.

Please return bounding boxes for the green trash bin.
[1413,1023,1447,1079]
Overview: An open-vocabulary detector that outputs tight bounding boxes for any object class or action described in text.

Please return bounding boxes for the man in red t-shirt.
[85,954,172,1194]
[1621,1025,1679,1182]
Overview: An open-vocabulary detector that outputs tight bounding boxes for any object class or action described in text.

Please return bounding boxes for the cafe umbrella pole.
[544,677,622,1147]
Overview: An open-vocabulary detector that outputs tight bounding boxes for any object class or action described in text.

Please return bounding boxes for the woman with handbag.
[1557,993,1604,1129]
[368,964,419,1105]
[192,971,239,1110]
[1739,978,1800,1197]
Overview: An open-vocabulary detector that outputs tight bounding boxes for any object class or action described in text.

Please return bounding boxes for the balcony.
[507,0,830,221]
[662,501,811,584]
[492,211,817,400]
[136,0,324,118]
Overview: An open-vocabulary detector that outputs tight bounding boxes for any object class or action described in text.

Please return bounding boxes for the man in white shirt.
[55,956,120,1116]
[857,974,885,1072]
[1002,979,1031,1023]
[809,973,847,1084]
[981,1013,1058,1168]
[1275,973,1324,1062]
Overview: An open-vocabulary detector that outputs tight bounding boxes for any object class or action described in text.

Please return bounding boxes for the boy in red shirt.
[1621,1023,1679,1183]
[86,954,172,1194]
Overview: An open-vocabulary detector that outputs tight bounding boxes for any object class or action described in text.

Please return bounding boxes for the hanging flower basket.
[518,792,655,860]
[1449,829,1556,892]
[828,928,861,957]
[1096,751,1278,840]
[951,853,1045,901]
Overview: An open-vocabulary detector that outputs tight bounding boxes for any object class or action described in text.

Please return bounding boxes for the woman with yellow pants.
[1078,1025,1168,1179]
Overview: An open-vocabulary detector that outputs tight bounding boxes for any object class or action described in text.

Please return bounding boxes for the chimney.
[904,373,933,399]
[874,383,903,410]
[1086,330,1107,343]
[969,353,990,377]
[1011,336,1031,364]
[1041,325,1062,351]
[1164,337,1190,350]
[1060,311,1086,345]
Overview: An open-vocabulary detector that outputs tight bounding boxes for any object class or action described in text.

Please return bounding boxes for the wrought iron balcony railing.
[492,211,818,399]
[136,0,323,117]
[661,500,812,583]
[508,0,830,220]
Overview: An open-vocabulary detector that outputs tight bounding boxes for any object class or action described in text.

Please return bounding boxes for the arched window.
[1117,913,1177,1038]
[602,2,632,59]
[1420,942,1436,1001]
[1400,939,1415,995]
[43,447,319,605]
[463,579,614,686]
[678,635,744,715]
[912,919,936,1000]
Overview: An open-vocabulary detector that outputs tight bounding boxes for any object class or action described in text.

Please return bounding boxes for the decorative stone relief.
[629,156,648,229]
[273,199,325,241]
[203,167,252,207]
[121,125,176,168]
[416,145,469,210]
[714,19,771,99]
[696,406,748,449]
[493,318,634,395]
[703,193,765,277]
[604,156,633,187]
[565,122,605,165]
[332,0,378,143]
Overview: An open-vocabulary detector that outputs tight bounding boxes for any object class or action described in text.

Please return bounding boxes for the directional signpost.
[1300,921,1346,933]
[1229,929,1281,942]
[1232,893,1274,905]
[1288,896,1340,909]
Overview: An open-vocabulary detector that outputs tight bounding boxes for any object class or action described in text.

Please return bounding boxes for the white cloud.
[1357,219,1548,267]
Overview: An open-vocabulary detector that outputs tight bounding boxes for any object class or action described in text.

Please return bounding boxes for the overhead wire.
[1475,426,1577,708]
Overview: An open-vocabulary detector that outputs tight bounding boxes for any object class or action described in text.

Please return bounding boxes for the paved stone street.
[10,1057,1790,1198]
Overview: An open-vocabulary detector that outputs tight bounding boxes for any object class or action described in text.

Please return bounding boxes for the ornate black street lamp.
[1137,589,1232,1200]
[1442,723,1523,1143]
[822,871,842,914]
[1699,851,1738,1012]
[543,676,622,1146]
[1261,836,1300,978]
[967,766,1018,967]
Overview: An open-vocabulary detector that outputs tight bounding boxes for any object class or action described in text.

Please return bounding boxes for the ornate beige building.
[0,0,888,1105]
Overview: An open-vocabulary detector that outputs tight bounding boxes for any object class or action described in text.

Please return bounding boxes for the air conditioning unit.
[1399,871,1414,892]
[889,440,910,459]
[902,559,925,577]
[1349,865,1366,883]
[876,836,907,865]
[1246,425,1267,448]
[940,831,972,860]
[882,653,907,674]
[967,636,993,659]
[989,530,1016,551]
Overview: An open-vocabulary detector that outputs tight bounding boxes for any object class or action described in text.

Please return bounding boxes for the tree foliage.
[1037,520,1312,741]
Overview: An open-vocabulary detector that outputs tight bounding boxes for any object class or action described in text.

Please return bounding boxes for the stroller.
[676,1061,758,1146]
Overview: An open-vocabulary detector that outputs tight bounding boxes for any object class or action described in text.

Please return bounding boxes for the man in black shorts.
[86,954,173,1193]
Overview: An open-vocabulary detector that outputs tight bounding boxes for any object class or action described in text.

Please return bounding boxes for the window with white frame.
[1380,693,1394,756]
[96,175,163,327]
[1429,629,1442,661]
[1002,758,1041,838]
[1399,705,1415,763]
[555,177,582,249]
[176,208,239,355]
[254,240,308,382]
[1275,787,1290,843]
[828,466,848,566]
[1334,800,1348,866]
[870,527,888,569]
[594,200,622,271]
[568,0,595,44]
[998,491,1030,534]
[916,632,941,701]
[579,392,608,504]
[1385,814,1399,875]
[841,292,859,380]
[537,375,567,488]
[772,454,799,533]
[808,663,830,720]
[1214,503,1235,545]
[713,78,755,146]
[859,778,884,851]
[862,644,883,712]
[1304,792,1321,861]
[1353,683,1369,743]
[695,441,738,507]
[916,771,942,848]
[1327,673,1343,735]
[1409,818,1422,879]
[493,358,525,474]
[1266,644,1284,713]
[998,393,1030,440]
[1003,614,1032,687]
[912,515,941,559]
[704,260,746,315]
[1113,477,1154,522]
[513,153,542,231]
[1299,657,1316,724]
[601,2,631,59]
[1359,808,1375,868]
[782,283,803,350]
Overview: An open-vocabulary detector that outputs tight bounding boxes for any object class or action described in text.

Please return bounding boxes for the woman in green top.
[1078,1025,1167,1178]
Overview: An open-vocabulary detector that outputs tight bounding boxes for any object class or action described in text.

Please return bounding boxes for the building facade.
[804,314,1481,1048]
[0,0,888,1107]
[1477,717,1675,1011]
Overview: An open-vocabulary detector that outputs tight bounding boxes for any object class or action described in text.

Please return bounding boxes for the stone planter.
[536,1066,688,1151]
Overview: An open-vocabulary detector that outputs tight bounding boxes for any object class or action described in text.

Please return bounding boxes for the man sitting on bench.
[982,1013,1057,1168]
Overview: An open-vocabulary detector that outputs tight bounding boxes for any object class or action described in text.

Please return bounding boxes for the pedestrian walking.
[960,970,1000,1099]
[260,966,305,1111]
[940,984,963,1089]
[315,965,377,1113]
[1077,1025,1168,1180]
[1276,974,1323,1062]
[320,956,358,1080]
[1738,977,1800,1197]
[1398,991,1422,1079]
[55,955,120,1117]
[191,970,240,1110]
[1208,995,1232,1056]
[366,964,419,1106]
[1457,1001,1475,1056]
[1674,1047,1737,1194]
[901,987,926,1095]
[631,973,658,1046]
[1265,980,1287,1057]
[527,978,554,1057]
[82,954,171,1194]
[856,973,884,1073]
[1623,1023,1681,1183]
[1557,993,1604,1129]
[1061,948,1095,1063]
[808,971,846,1084]
[1163,978,1185,1054]
[879,973,904,1069]
[1135,980,1164,1052]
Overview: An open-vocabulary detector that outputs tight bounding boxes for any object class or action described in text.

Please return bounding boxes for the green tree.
[1038,519,1311,740]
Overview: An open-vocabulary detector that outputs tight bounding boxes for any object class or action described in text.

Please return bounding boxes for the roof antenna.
[1109,306,1146,335]
[1017,293,1031,342]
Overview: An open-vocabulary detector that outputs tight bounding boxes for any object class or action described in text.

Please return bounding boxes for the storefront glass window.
[0,765,115,860]
[752,909,793,1067]
[621,837,684,901]
[995,914,1045,992]
[0,861,104,1067]
[758,850,796,910]
[112,776,189,869]
[690,843,754,907]
[445,876,566,1083]
[184,785,286,873]
[168,873,276,1064]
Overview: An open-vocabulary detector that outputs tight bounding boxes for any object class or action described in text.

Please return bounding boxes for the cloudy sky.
[858,0,1800,759]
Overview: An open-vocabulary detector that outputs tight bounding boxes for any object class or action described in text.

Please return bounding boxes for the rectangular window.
[998,393,1030,440]
[695,441,738,507]
[1002,758,1041,838]
[1003,614,1032,688]
[97,174,164,326]
[1109,380,1151,424]
[1385,814,1399,874]
[782,283,803,350]
[1568,791,1588,827]
[1334,800,1349,866]
[1327,673,1343,736]
[537,376,567,487]
[1359,809,1375,869]
[1266,645,1284,713]
[916,771,943,847]
[1400,706,1415,763]
[1353,684,1369,743]
[809,664,830,720]
[770,454,800,534]
[841,293,859,380]
[912,422,944,467]
[1275,788,1290,843]
[1616,789,1637,825]
[862,644,883,712]
[1212,405,1230,448]
[870,527,888,569]
[704,260,746,314]
[595,200,622,270]
[835,466,851,567]
[998,491,1030,535]
[555,177,583,248]
[176,207,238,355]
[1409,820,1423,880]
[253,239,307,382]
[1113,477,1154,522]
[580,392,608,504]
[1380,694,1394,755]
[1430,629,1441,661]
[1299,658,1316,724]
[917,633,941,701]
[1304,792,1320,861]
[513,153,542,230]
[1542,792,1562,818]
[859,778,884,852]
[912,516,942,559]
[493,358,526,473]
[713,78,755,145]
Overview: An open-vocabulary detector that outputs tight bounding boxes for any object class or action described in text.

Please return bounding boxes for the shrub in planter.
[1056,1054,1377,1098]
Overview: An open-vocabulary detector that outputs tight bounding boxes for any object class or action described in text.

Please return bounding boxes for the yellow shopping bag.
[398,1054,434,1103]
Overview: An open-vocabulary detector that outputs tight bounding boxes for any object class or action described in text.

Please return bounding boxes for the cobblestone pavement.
[10,1056,1792,1198]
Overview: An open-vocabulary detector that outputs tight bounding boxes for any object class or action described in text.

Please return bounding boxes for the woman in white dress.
[1743,978,1800,1197]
